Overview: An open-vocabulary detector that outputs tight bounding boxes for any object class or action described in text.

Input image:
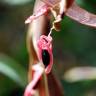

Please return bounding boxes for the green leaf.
[0,53,27,87]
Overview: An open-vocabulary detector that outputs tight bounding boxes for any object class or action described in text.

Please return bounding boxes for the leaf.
[64,66,96,83]
[0,53,27,87]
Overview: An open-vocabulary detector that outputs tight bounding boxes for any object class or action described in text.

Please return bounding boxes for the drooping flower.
[24,64,44,96]
[37,35,53,74]
[25,0,65,31]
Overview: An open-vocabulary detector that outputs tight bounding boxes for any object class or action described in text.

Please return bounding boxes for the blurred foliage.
[0,0,96,96]
[0,0,33,5]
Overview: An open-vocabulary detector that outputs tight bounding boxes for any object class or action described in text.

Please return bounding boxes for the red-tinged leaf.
[48,72,64,96]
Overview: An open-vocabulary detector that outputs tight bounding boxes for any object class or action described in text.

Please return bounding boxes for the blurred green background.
[0,0,96,96]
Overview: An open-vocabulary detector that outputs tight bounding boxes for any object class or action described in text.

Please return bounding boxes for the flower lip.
[37,35,53,74]
[42,49,50,68]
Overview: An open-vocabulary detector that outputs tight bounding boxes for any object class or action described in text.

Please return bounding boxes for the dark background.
[0,0,96,96]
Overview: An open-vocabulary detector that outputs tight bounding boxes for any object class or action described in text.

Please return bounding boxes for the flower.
[37,35,53,74]
[24,64,44,96]
[25,0,63,31]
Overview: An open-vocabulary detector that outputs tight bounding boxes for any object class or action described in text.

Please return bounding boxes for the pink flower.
[25,4,50,24]
[25,0,61,24]
[24,64,44,96]
[37,35,53,74]
[24,35,53,96]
